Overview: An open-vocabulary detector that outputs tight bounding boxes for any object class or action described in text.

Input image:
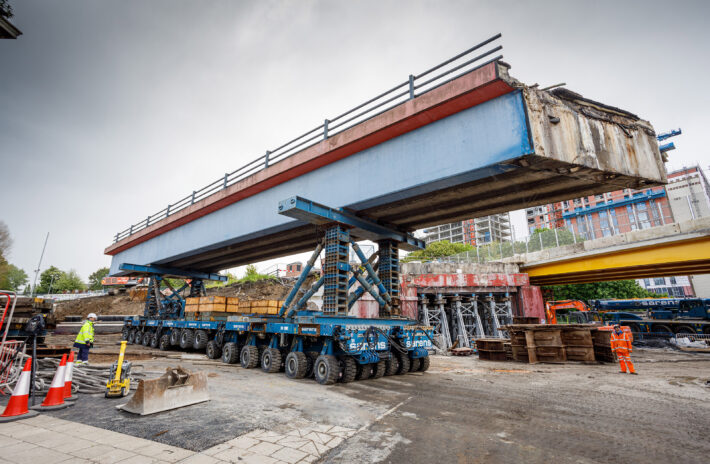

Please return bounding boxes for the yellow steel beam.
[524,235,710,286]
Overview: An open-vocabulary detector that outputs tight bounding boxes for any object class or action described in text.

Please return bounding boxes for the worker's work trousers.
[616,349,635,373]
[73,342,90,362]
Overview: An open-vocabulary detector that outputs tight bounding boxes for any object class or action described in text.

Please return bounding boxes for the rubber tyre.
[180,329,194,350]
[395,352,410,375]
[121,327,130,341]
[159,334,170,351]
[314,355,339,385]
[626,323,641,334]
[673,325,695,334]
[149,333,159,349]
[355,363,371,381]
[419,356,430,372]
[193,330,209,350]
[127,329,136,344]
[339,357,357,383]
[134,331,143,345]
[652,324,673,335]
[409,358,422,372]
[240,345,260,369]
[207,340,222,359]
[141,332,151,347]
[305,352,318,378]
[285,352,309,379]
[222,342,239,364]
[261,348,282,373]
[169,329,180,346]
[371,360,387,379]
[385,356,399,376]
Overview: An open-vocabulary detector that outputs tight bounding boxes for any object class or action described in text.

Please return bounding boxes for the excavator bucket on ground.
[118,366,209,415]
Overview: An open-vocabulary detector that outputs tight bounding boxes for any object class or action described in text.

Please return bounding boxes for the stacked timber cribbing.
[475,339,508,361]
[591,328,616,362]
[184,297,286,321]
[505,324,597,364]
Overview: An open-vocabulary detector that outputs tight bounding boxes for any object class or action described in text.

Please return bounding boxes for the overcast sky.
[1,0,709,283]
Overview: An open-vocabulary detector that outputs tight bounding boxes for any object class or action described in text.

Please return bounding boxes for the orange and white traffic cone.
[64,351,77,401]
[32,354,73,411]
[0,357,40,422]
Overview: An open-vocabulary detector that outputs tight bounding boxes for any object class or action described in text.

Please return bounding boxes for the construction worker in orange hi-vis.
[610,324,637,374]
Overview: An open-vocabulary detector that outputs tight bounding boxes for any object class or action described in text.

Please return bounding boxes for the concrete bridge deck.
[105,48,666,276]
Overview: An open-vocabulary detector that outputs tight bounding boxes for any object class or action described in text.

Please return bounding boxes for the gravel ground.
[5,347,709,463]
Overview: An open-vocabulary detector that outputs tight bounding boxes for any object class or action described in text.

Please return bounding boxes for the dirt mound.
[54,295,144,320]
[52,277,316,321]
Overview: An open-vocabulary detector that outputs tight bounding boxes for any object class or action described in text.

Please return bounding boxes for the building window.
[643,279,651,286]
[654,277,665,286]
[670,276,677,285]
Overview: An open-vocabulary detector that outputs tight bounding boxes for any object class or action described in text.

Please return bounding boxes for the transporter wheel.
[384,356,399,376]
[149,333,159,349]
[409,358,422,372]
[180,329,194,350]
[419,356,430,372]
[142,332,152,347]
[206,341,222,359]
[285,352,309,379]
[169,329,180,346]
[159,334,170,351]
[305,352,318,378]
[121,327,130,341]
[371,360,387,379]
[626,323,641,334]
[240,345,260,369]
[339,357,357,383]
[261,348,282,374]
[127,329,136,344]
[355,363,371,381]
[193,330,209,350]
[314,355,339,385]
[652,324,673,335]
[222,342,239,364]
[395,352,410,375]
[133,331,143,345]
[674,325,696,335]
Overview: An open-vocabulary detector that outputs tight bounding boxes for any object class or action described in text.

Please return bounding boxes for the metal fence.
[112,34,505,244]
[438,204,683,266]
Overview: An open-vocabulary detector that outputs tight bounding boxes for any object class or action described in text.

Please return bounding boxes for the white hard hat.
[87,313,98,320]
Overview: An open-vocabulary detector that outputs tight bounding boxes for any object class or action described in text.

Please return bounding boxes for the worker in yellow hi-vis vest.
[73,313,97,365]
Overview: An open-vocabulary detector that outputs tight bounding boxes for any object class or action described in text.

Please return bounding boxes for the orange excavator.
[544,300,592,324]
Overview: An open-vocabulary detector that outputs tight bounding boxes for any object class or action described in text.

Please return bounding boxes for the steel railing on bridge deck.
[112,34,505,244]
[430,201,702,292]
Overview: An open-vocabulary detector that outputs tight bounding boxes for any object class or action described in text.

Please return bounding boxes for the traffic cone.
[64,351,77,401]
[32,354,73,411]
[0,357,40,422]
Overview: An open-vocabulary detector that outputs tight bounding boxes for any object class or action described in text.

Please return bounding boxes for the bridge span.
[519,218,710,285]
[106,38,666,276]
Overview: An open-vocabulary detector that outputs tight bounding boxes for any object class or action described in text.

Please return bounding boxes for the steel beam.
[118,263,227,281]
[278,196,424,251]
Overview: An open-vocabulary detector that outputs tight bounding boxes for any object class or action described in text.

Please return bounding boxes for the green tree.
[88,267,109,290]
[402,240,474,263]
[54,270,86,293]
[0,264,28,291]
[238,264,276,283]
[543,280,665,301]
[36,266,66,294]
